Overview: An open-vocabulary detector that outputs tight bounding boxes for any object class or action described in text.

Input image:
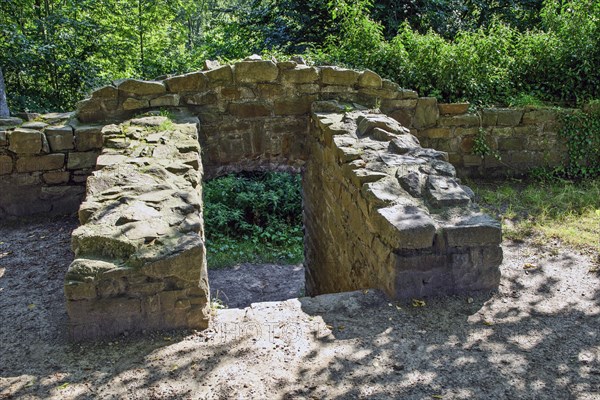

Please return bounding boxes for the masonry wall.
[304,105,503,299]
[0,58,580,219]
[0,114,100,218]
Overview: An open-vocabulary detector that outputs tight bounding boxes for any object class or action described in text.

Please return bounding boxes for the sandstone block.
[75,125,103,151]
[118,79,166,96]
[16,154,65,173]
[358,70,382,89]
[227,102,270,118]
[164,72,208,92]
[426,175,471,207]
[64,281,97,300]
[184,92,217,106]
[321,66,360,86]
[282,66,319,84]
[22,121,48,130]
[438,113,480,127]
[0,117,23,128]
[421,127,451,139]
[496,109,523,126]
[150,94,180,107]
[8,128,43,154]
[463,154,483,167]
[68,151,98,170]
[414,97,439,129]
[205,65,233,83]
[0,131,6,146]
[91,85,118,100]
[122,98,149,110]
[438,103,469,115]
[389,109,413,127]
[45,125,74,151]
[374,204,436,249]
[43,171,70,184]
[235,60,279,83]
[274,97,315,115]
[522,109,557,125]
[0,155,13,175]
[388,135,420,154]
[444,214,502,247]
[357,115,409,136]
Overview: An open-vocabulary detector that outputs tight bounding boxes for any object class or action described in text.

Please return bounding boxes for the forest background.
[1,0,599,113]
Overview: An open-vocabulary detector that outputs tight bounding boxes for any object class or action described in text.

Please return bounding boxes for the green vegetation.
[203,171,303,268]
[2,1,599,111]
[557,109,600,179]
[474,178,600,255]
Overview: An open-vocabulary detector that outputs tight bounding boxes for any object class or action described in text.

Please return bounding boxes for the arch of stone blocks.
[8,58,503,340]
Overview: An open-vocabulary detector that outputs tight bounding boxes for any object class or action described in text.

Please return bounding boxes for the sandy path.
[0,215,599,399]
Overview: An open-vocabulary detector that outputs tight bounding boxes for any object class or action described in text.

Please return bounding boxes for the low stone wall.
[404,102,571,177]
[0,114,101,218]
[64,115,210,340]
[304,102,502,298]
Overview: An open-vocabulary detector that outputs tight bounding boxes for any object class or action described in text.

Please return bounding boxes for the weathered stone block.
[398,89,419,99]
[481,109,498,126]
[122,98,149,110]
[16,154,65,173]
[438,113,480,127]
[227,102,270,118]
[522,109,557,125]
[150,94,180,107]
[0,117,23,128]
[426,175,471,207]
[0,155,13,175]
[381,99,418,111]
[444,214,502,247]
[75,126,103,151]
[64,281,97,300]
[274,97,315,115]
[118,79,166,96]
[67,151,98,169]
[221,86,255,99]
[282,66,319,84]
[43,171,70,184]
[359,88,397,100]
[22,121,48,130]
[374,205,436,249]
[438,103,469,115]
[205,65,233,84]
[321,66,359,86]
[0,130,7,146]
[8,128,43,154]
[357,115,409,136]
[91,85,118,100]
[388,135,420,154]
[414,97,439,129]
[421,128,451,139]
[496,109,523,126]
[358,70,382,89]
[389,109,413,127]
[184,92,217,106]
[164,72,208,92]
[45,125,74,151]
[235,60,279,83]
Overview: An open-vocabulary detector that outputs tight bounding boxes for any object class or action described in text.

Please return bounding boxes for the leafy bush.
[203,171,304,268]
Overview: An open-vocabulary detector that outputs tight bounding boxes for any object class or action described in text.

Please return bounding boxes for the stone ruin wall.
[304,104,502,299]
[0,58,554,339]
[0,59,578,219]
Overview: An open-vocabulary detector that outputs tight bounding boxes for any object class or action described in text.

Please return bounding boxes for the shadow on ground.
[0,216,598,399]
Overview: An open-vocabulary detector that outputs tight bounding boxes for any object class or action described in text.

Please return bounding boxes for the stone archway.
[1,58,503,340]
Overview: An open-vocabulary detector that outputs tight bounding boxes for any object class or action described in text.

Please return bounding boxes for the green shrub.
[203,171,304,268]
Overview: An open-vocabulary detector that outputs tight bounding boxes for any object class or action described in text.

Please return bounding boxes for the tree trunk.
[0,67,10,118]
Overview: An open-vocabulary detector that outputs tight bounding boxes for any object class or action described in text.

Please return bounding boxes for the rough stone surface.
[414,97,439,128]
[0,155,13,175]
[118,79,166,96]
[8,128,43,154]
[235,61,279,83]
[305,103,502,300]
[66,115,209,340]
[45,125,74,151]
[16,154,65,173]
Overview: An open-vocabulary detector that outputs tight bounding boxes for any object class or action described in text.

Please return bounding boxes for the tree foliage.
[1,0,599,111]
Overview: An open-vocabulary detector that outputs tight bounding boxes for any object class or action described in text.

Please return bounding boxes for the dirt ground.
[1,214,599,400]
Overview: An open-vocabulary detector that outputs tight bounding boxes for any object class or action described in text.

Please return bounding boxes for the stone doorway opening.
[201,170,306,309]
